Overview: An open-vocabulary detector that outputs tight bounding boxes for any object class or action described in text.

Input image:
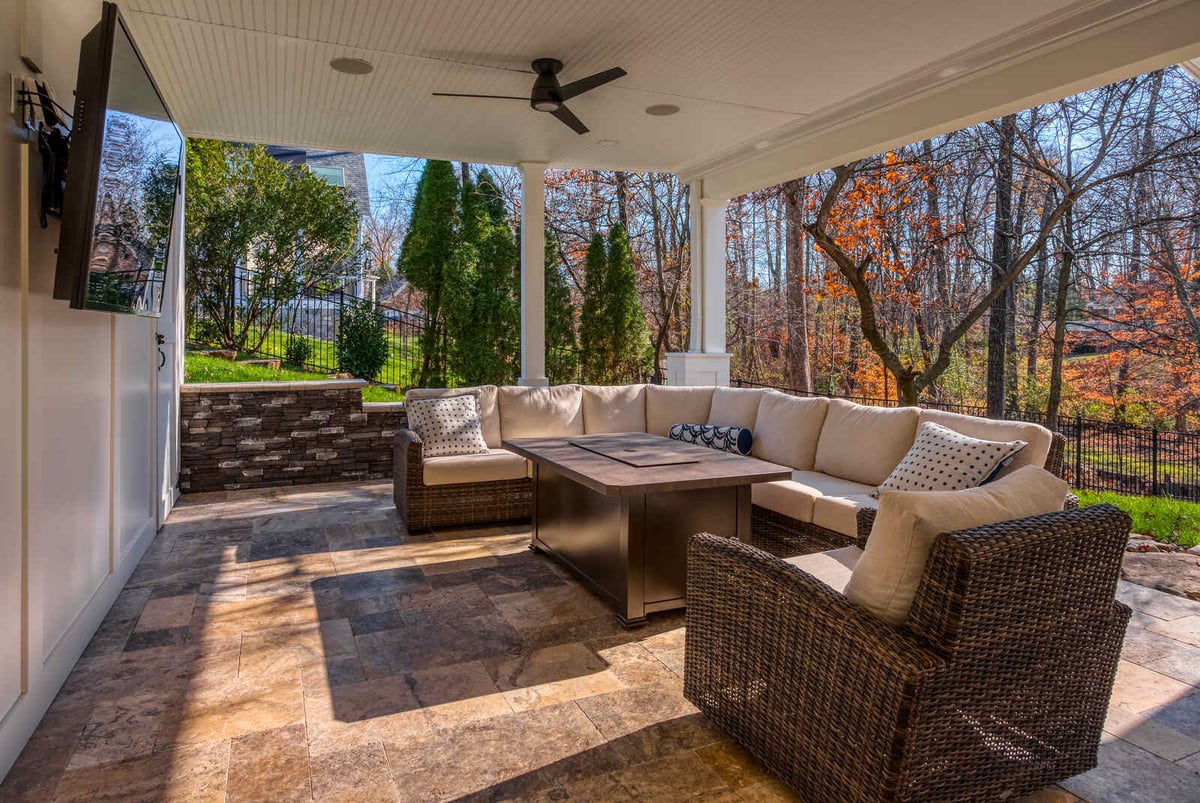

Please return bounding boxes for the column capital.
[699,196,729,208]
[518,161,550,172]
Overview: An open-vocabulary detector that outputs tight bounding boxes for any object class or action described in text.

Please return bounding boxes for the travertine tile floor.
[2,481,1199,802]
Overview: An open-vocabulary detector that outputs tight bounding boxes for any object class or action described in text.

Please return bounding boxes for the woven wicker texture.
[393,429,532,530]
[684,502,1131,802]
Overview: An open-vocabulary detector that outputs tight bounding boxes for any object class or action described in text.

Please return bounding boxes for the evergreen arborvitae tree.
[398,160,460,385]
[578,232,609,382]
[544,234,578,384]
[446,170,520,385]
[604,222,651,383]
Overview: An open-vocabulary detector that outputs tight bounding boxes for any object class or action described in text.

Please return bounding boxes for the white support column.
[519,162,549,387]
[666,179,730,386]
[687,179,704,352]
[699,196,729,355]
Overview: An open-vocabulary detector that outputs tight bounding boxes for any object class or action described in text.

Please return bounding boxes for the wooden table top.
[502,433,792,497]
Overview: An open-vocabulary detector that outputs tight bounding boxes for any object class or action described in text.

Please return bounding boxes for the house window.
[310,166,345,187]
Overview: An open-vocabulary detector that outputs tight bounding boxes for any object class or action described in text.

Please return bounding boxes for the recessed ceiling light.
[754,140,772,150]
[644,104,680,117]
[596,138,619,146]
[330,57,374,75]
[936,65,964,79]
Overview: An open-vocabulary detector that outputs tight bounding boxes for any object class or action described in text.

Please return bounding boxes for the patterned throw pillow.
[668,423,754,455]
[405,393,489,458]
[876,421,1025,495]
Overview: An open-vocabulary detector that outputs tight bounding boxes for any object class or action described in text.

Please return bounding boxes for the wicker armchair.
[685,504,1131,802]
[393,429,532,531]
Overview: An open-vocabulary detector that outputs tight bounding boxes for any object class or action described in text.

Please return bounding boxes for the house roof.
[123,0,1200,197]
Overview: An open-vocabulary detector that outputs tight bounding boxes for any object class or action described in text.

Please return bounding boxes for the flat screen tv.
[53,2,184,317]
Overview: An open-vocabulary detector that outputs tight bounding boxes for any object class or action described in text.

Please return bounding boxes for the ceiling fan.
[432,58,626,135]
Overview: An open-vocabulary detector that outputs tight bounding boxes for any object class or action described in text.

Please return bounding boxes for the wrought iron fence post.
[1074,413,1083,487]
[1151,425,1160,497]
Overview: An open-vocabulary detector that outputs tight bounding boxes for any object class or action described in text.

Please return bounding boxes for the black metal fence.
[187,265,430,388]
[733,378,1200,502]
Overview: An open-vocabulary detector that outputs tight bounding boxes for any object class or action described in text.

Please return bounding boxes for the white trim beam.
[693,0,1200,198]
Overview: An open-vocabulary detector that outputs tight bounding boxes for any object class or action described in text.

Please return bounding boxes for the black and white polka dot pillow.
[876,421,1026,495]
[406,393,489,458]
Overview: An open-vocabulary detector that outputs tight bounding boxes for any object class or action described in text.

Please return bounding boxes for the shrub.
[337,300,389,380]
[284,335,313,368]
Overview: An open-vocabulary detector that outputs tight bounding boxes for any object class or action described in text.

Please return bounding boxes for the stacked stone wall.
[180,380,405,493]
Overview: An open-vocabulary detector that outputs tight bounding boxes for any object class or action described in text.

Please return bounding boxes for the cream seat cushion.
[645,386,715,436]
[750,470,875,524]
[784,546,863,594]
[813,400,920,486]
[582,385,647,434]
[844,465,1069,625]
[751,392,829,470]
[918,408,1053,478]
[422,450,529,486]
[707,387,763,430]
[498,385,584,439]
[812,493,880,538]
[406,385,501,449]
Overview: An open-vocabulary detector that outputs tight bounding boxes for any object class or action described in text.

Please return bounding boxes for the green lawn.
[184,352,405,402]
[1076,489,1200,548]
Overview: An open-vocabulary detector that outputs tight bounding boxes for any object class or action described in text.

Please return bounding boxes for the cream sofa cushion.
[582,385,647,434]
[645,385,715,436]
[498,385,584,439]
[812,493,879,538]
[707,387,763,430]
[918,408,1053,477]
[406,385,501,449]
[423,450,529,486]
[784,546,863,594]
[750,470,874,524]
[751,391,829,470]
[844,465,1069,625]
[813,400,920,486]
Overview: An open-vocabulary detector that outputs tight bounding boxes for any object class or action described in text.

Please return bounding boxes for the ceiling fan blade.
[551,104,589,135]
[431,92,529,100]
[557,67,626,101]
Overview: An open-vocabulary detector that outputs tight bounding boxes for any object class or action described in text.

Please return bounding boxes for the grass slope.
[184,352,404,402]
[1077,489,1200,548]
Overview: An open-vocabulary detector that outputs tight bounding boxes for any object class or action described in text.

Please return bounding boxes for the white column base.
[518,376,550,387]
[665,352,731,387]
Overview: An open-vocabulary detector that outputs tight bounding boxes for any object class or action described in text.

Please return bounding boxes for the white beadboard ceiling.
[119,0,1190,184]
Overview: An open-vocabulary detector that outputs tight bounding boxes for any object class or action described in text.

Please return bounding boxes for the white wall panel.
[0,36,27,727]
[0,0,172,781]
[115,314,156,559]
[26,297,113,660]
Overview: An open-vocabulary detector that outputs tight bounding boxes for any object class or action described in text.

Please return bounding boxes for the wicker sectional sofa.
[393,383,1066,538]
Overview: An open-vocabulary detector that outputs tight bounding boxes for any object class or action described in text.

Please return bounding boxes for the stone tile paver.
[1,480,1197,802]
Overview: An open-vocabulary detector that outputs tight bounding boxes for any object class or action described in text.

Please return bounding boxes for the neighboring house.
[265,146,377,301]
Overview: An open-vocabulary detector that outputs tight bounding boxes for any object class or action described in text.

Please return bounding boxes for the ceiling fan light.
[533,99,560,112]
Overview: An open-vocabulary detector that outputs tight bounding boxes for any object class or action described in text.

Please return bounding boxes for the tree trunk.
[986,114,1016,417]
[459,162,471,187]
[1046,205,1075,426]
[922,139,951,345]
[782,178,812,392]
[614,171,630,230]
[1026,191,1054,388]
[1130,69,1164,281]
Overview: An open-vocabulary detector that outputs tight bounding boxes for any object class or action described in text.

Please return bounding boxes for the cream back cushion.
[645,385,715,436]
[751,391,829,470]
[813,400,920,485]
[582,385,647,433]
[918,408,1053,477]
[498,385,584,439]
[845,465,1069,625]
[406,385,501,449]
[707,387,764,430]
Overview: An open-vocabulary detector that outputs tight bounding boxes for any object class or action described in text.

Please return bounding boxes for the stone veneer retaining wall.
[179,380,407,493]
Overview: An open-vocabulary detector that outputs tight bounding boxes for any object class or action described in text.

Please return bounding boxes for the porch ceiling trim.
[689,0,1200,198]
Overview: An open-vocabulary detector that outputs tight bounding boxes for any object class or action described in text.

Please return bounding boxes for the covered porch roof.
[125,0,1200,198]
